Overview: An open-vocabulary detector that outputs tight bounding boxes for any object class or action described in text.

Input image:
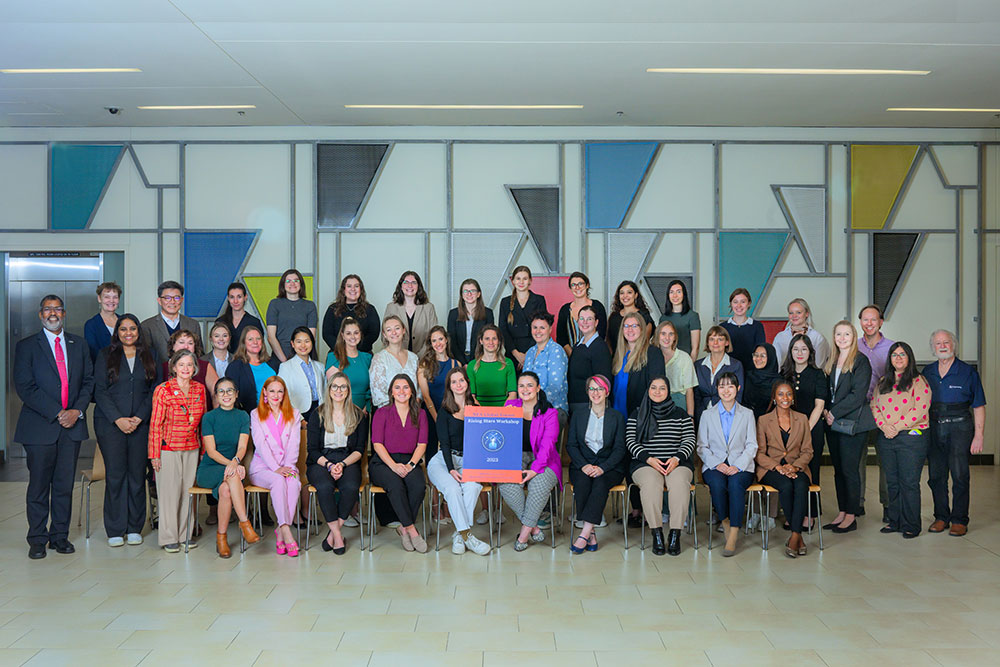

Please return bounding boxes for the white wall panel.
[162,188,179,228]
[132,144,179,185]
[428,232,449,314]
[891,152,955,230]
[829,145,848,273]
[627,143,714,230]
[647,233,694,274]
[776,243,809,273]
[563,143,583,272]
[123,235,160,321]
[0,145,47,229]
[760,277,848,342]
[340,232,424,318]
[314,232,338,351]
[161,231,181,284]
[695,232,715,322]
[357,143,446,229]
[586,232,605,303]
[960,189,979,360]
[452,144,559,230]
[294,143,314,272]
[91,151,158,230]
[721,144,825,230]
[511,238,545,278]
[890,235,956,361]
[931,145,978,188]
[185,144,291,274]
[851,233,868,317]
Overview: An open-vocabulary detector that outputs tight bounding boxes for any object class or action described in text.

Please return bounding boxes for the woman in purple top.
[499,371,562,551]
[369,373,429,552]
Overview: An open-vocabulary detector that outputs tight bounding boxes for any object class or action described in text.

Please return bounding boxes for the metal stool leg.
[85,482,92,539]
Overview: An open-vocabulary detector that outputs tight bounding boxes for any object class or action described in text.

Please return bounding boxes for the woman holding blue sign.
[467,325,517,407]
[567,374,627,554]
[426,367,492,556]
[500,372,562,551]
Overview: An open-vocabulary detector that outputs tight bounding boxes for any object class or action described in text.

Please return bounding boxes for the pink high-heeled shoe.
[285,541,299,557]
[274,528,286,555]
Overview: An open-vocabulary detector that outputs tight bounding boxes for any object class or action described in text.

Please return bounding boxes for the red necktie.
[54,336,69,409]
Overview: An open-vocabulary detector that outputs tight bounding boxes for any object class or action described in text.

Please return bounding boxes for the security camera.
[106,107,121,115]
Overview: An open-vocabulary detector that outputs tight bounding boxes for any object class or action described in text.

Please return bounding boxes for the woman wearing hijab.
[743,343,783,419]
[625,376,696,556]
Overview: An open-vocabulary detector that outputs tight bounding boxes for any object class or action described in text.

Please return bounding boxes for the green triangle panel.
[718,232,788,317]
[50,144,124,230]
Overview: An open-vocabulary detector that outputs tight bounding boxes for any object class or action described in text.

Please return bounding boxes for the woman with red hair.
[249,376,302,556]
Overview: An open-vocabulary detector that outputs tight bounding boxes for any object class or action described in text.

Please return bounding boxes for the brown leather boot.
[216,532,231,559]
[239,520,260,544]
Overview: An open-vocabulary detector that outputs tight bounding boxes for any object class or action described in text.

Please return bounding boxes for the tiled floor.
[1,465,999,666]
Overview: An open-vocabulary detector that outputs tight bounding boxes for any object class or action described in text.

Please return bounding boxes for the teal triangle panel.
[585,142,657,229]
[718,232,788,317]
[183,232,257,318]
[50,144,124,230]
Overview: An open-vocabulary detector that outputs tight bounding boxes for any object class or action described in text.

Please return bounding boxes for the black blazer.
[321,303,381,354]
[225,357,280,413]
[827,354,873,421]
[567,407,628,475]
[497,292,548,358]
[616,350,666,418]
[93,348,162,431]
[306,409,369,467]
[447,307,495,365]
[567,336,613,405]
[13,330,94,444]
[556,300,608,349]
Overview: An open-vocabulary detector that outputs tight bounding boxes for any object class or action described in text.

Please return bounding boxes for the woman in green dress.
[467,324,516,407]
[196,376,261,557]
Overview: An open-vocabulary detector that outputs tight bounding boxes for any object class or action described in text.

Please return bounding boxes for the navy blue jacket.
[14,330,94,444]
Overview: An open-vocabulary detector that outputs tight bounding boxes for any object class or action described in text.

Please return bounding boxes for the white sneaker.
[475,510,489,525]
[108,536,125,547]
[464,534,491,556]
[386,521,402,528]
[343,515,359,528]
[451,532,466,555]
[126,533,143,545]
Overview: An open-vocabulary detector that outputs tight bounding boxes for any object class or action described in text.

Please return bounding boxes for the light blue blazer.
[696,402,758,473]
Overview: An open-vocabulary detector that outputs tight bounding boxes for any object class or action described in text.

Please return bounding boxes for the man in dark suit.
[140,280,203,362]
[14,295,95,559]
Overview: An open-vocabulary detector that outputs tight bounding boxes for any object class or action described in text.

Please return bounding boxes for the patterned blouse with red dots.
[871,375,931,431]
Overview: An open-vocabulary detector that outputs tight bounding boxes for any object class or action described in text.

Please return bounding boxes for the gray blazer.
[141,313,204,362]
[696,401,758,473]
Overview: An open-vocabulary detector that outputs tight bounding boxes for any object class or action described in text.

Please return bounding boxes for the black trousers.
[368,453,426,527]
[96,421,149,537]
[761,469,809,533]
[24,430,81,546]
[927,418,973,525]
[307,458,362,522]
[878,432,928,534]
[570,468,624,525]
[827,429,865,515]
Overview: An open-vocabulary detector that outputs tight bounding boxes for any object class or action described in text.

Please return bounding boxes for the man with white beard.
[921,330,986,537]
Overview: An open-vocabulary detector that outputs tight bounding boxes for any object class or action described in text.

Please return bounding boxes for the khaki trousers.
[633,465,693,530]
[156,449,198,546]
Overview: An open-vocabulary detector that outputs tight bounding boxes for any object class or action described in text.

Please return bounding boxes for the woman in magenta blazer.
[249,375,302,557]
[499,371,562,550]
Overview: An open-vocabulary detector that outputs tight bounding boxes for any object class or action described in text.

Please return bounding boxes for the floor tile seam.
[1,627,30,649]
[12,649,39,666]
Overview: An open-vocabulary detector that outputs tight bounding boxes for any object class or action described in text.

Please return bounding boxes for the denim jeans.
[878,431,928,534]
[702,469,754,528]
[927,419,974,525]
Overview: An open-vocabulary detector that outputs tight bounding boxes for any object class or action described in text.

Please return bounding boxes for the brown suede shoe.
[216,533,232,559]
[949,523,968,537]
[928,520,949,533]
[239,520,261,544]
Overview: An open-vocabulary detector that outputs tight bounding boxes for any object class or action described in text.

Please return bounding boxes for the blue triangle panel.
[50,144,124,230]
[585,142,658,229]
[183,232,257,318]
[718,232,788,317]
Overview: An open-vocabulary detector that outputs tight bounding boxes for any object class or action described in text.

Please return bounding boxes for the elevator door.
[5,253,102,458]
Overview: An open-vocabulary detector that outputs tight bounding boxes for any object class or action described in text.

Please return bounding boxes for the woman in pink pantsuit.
[250,375,302,556]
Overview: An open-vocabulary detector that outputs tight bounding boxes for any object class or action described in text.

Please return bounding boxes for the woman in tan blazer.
[384,270,438,356]
[756,379,813,557]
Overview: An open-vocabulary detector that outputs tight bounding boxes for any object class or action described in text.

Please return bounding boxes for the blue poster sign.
[461,406,524,482]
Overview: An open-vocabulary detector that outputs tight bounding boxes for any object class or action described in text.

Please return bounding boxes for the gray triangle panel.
[644,275,693,318]
[316,143,389,228]
[510,186,560,272]
[872,233,919,313]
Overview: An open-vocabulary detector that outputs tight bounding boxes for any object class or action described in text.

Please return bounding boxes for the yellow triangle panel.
[850,144,919,229]
[244,275,315,326]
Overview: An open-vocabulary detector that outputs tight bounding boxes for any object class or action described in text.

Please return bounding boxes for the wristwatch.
[407,461,417,469]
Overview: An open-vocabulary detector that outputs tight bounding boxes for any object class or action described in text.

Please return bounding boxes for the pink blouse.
[871,376,930,431]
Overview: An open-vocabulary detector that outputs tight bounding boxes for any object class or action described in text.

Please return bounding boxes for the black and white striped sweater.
[625,414,696,472]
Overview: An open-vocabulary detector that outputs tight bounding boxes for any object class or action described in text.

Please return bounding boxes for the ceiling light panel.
[0,68,142,74]
[344,104,583,110]
[647,67,930,75]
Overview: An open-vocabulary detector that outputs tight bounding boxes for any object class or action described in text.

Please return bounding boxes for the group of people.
[13,265,986,562]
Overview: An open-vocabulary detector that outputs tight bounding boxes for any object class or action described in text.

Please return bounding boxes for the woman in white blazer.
[278,326,326,423]
[696,371,758,556]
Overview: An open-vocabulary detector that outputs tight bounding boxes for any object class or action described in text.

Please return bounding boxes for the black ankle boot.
[651,528,666,555]
[667,529,681,556]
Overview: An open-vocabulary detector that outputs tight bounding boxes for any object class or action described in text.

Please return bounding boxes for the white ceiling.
[1,0,999,128]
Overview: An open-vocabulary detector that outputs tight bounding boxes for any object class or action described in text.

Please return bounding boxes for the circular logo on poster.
[482,429,504,452]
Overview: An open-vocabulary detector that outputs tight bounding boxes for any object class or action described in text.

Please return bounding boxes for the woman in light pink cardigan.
[249,376,303,556]
[499,371,563,551]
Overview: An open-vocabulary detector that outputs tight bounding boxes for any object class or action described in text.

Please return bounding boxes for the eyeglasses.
[890,352,908,359]
[331,384,350,392]
[461,289,479,295]
[622,323,640,330]
[284,278,301,284]
[41,307,65,314]
[569,282,587,289]
[216,388,235,396]
[751,352,768,359]
[160,295,182,303]
[587,386,606,393]
[402,280,418,286]
[578,316,595,323]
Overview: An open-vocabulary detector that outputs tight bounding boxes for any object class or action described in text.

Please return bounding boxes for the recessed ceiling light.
[646,67,930,76]
[887,107,1000,112]
[0,68,141,74]
[344,104,583,110]
[137,105,256,110]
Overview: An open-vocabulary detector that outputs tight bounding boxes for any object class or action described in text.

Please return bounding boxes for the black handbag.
[831,405,876,436]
